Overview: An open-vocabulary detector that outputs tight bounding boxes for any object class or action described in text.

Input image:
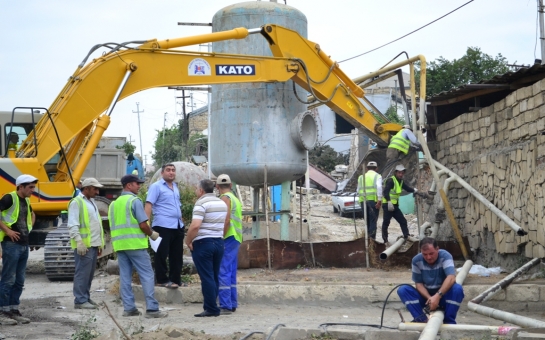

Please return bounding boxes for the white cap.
[216,174,231,184]
[395,164,406,172]
[15,174,38,186]
[403,125,412,130]
[81,178,104,188]
[367,161,378,167]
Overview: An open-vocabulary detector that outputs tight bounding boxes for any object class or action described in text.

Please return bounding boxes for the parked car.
[331,180,362,217]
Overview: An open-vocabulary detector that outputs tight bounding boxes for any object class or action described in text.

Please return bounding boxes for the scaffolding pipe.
[379,237,405,260]
[417,259,473,340]
[467,258,545,328]
[432,160,527,236]
[400,323,518,335]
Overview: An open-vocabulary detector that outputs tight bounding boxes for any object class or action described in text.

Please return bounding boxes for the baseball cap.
[121,174,145,186]
[216,174,231,184]
[81,178,104,188]
[395,164,406,172]
[367,161,377,167]
[15,174,38,186]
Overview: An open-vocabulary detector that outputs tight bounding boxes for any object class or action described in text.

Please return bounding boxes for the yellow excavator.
[1,24,408,280]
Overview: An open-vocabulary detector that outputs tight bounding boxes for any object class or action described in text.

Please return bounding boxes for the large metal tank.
[210,1,315,186]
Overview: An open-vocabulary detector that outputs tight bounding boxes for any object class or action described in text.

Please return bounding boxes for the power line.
[339,0,475,63]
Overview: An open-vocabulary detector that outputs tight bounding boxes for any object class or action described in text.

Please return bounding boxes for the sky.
[0,0,538,165]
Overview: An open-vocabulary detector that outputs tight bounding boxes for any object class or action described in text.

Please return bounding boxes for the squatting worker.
[381,164,419,246]
[397,237,464,324]
[108,175,167,318]
[356,161,382,240]
[145,163,184,289]
[387,125,422,163]
[185,179,227,317]
[0,174,38,325]
[68,178,105,310]
[216,174,243,314]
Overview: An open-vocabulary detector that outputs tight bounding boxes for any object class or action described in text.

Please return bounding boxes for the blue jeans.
[0,241,29,310]
[73,247,98,304]
[117,249,159,312]
[192,237,224,314]
[219,236,240,310]
[397,283,465,324]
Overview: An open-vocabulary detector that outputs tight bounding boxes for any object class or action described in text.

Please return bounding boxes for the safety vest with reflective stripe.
[358,171,379,203]
[382,176,403,204]
[0,192,32,242]
[388,129,410,154]
[221,191,243,243]
[108,194,148,251]
[69,196,105,249]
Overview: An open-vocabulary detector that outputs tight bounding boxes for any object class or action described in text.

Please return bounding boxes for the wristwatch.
[437,291,443,297]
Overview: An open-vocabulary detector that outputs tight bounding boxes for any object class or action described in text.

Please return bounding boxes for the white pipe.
[432,160,526,236]
[467,258,545,328]
[400,323,518,335]
[417,259,473,340]
[379,237,405,260]
[419,221,431,239]
[429,170,448,193]
[430,176,456,238]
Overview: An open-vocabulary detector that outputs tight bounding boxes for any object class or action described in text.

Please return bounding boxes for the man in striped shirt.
[397,237,464,324]
[185,179,227,317]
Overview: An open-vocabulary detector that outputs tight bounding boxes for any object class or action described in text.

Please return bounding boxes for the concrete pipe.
[399,323,518,335]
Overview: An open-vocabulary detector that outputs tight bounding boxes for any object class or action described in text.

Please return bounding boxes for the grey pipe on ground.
[399,323,518,335]
[379,237,405,260]
[467,258,545,328]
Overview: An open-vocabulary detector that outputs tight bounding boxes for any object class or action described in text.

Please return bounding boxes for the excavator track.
[44,196,113,281]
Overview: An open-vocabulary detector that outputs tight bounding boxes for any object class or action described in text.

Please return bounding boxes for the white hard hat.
[367,161,378,167]
[15,174,38,186]
[395,164,406,172]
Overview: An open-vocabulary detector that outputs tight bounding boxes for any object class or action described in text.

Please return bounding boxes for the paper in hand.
[149,236,162,252]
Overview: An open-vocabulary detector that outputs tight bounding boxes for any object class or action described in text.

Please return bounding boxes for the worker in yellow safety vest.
[0,174,37,325]
[108,174,167,319]
[357,161,382,240]
[68,177,105,310]
[387,125,422,164]
[381,164,420,247]
[216,174,243,314]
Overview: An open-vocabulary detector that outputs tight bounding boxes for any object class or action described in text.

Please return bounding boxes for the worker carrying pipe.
[381,164,427,246]
[356,161,382,240]
[397,237,465,324]
[386,125,422,164]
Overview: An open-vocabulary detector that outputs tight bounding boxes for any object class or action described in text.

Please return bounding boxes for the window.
[5,123,34,149]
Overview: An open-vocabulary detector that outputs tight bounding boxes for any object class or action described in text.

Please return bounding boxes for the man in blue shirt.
[397,237,464,324]
[145,164,184,289]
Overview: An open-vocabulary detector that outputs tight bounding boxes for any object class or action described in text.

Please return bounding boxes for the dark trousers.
[381,204,409,243]
[192,237,224,314]
[73,247,98,304]
[360,201,379,239]
[153,226,184,285]
[0,241,28,309]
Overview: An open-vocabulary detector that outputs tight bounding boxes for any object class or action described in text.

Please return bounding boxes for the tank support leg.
[252,187,260,239]
[280,181,290,240]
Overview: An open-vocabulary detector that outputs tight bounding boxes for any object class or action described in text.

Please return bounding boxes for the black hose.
[265,324,285,340]
[239,331,264,340]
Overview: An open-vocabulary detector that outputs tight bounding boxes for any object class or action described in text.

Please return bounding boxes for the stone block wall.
[188,111,208,136]
[433,78,545,265]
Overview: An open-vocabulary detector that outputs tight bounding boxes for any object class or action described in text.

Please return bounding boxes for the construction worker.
[108,174,166,318]
[387,125,422,163]
[397,237,464,324]
[7,132,19,151]
[356,161,382,240]
[0,174,37,325]
[68,177,105,310]
[381,164,418,246]
[216,174,243,314]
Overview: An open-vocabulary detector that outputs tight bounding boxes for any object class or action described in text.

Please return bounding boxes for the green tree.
[116,141,136,156]
[416,47,509,96]
[371,105,406,125]
[309,144,348,173]
[152,120,208,167]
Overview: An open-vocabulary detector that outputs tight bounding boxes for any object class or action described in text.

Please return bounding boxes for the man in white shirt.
[68,178,105,310]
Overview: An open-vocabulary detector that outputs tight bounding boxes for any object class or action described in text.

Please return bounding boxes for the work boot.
[9,310,30,324]
[0,311,17,325]
[122,309,141,317]
[145,310,168,319]
[219,308,232,315]
[74,302,97,310]
[88,298,99,307]
[384,241,391,248]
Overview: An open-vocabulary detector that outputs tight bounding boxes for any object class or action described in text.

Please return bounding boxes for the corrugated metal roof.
[428,63,545,103]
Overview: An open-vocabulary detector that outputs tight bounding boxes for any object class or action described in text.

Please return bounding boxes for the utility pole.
[176,89,190,161]
[394,79,398,116]
[537,0,545,65]
[132,103,144,157]
[162,112,167,165]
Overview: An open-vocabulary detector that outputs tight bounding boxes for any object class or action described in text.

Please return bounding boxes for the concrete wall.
[432,78,545,267]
